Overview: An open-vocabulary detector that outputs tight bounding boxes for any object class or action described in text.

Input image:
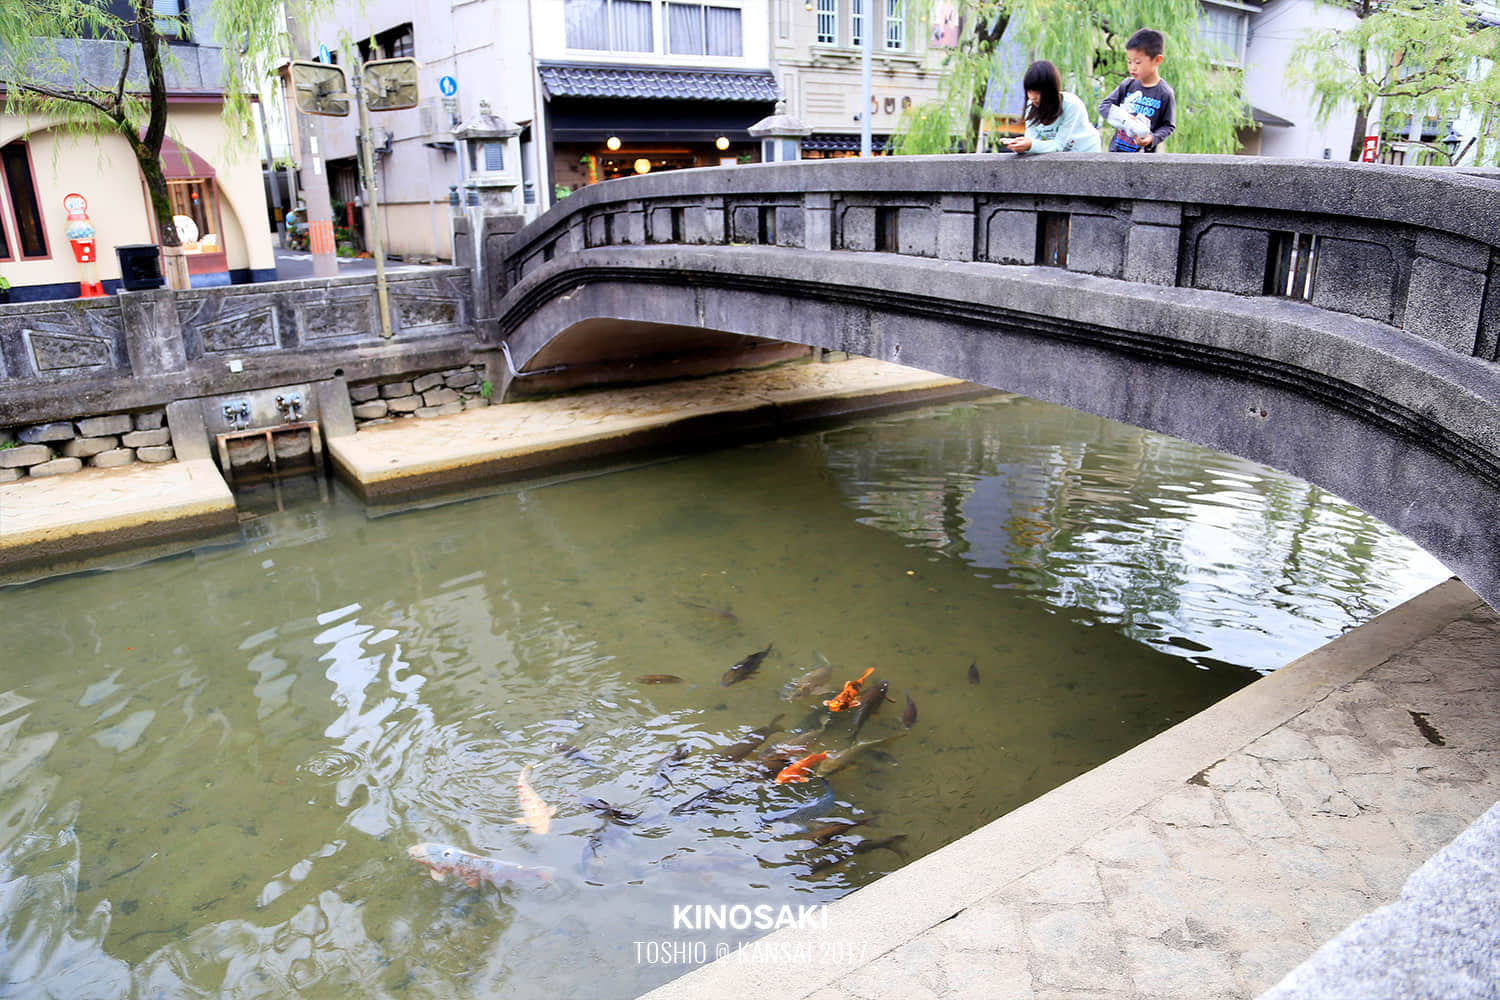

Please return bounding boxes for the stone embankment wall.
[0,410,173,483]
[349,364,490,428]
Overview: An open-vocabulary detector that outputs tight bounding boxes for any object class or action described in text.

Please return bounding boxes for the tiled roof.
[538,62,780,102]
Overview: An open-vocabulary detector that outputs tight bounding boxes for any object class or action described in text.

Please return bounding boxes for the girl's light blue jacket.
[1019,92,1102,154]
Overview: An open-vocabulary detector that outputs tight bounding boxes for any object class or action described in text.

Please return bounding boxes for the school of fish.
[406,639,972,894]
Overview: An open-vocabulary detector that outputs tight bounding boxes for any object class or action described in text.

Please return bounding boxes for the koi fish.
[779,653,835,702]
[804,816,876,844]
[815,731,909,777]
[406,843,554,887]
[650,743,690,793]
[850,680,891,739]
[902,691,917,729]
[775,751,830,784]
[577,794,640,824]
[636,674,683,684]
[674,595,739,624]
[968,661,980,685]
[515,765,556,835]
[824,667,875,712]
[719,713,785,761]
[722,643,773,686]
[670,779,750,815]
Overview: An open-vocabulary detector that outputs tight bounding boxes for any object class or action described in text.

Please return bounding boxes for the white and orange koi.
[406,843,554,888]
[515,765,556,835]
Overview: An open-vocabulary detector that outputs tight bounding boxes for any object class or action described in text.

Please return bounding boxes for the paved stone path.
[641,580,1500,1000]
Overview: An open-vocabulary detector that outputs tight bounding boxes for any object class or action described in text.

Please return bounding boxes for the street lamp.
[1442,122,1462,162]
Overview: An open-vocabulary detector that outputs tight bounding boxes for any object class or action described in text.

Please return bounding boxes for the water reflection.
[0,391,1447,998]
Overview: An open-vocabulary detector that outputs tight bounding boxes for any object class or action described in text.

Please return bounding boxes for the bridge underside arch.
[500,246,1500,611]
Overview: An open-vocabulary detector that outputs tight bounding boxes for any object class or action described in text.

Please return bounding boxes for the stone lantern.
[748,101,812,163]
[453,100,524,212]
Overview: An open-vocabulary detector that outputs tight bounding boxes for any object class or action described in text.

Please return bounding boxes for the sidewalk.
[639,579,1500,1000]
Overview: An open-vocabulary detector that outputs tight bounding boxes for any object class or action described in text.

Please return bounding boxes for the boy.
[1098,28,1176,153]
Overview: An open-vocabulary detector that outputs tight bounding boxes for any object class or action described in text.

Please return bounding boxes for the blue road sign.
[439,76,458,97]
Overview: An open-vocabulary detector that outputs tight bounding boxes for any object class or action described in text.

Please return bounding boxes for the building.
[0,1,277,302]
[531,0,777,192]
[772,0,950,156]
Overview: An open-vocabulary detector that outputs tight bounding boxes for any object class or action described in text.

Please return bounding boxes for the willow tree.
[1287,0,1500,164]
[891,0,1249,155]
[0,0,319,287]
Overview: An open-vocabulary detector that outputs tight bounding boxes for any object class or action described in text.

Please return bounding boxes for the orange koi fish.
[823,667,875,712]
[774,751,830,784]
[515,765,557,835]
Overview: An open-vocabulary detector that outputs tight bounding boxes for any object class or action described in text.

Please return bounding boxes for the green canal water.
[0,392,1449,998]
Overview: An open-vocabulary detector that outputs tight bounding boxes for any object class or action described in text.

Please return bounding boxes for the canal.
[0,391,1448,998]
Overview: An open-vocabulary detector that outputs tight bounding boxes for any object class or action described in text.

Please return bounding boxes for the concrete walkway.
[639,579,1500,1000]
[327,357,980,503]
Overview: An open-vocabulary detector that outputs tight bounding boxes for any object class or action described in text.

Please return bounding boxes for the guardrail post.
[119,287,188,375]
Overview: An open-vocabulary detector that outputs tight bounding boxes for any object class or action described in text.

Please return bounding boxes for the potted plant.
[0,275,10,303]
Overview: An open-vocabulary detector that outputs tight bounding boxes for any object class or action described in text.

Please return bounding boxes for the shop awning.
[1249,105,1294,129]
[538,62,780,103]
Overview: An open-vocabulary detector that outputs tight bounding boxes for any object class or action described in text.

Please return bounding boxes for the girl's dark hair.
[1022,60,1063,127]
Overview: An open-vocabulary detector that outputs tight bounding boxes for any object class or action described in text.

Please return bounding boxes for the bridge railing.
[501,154,1500,366]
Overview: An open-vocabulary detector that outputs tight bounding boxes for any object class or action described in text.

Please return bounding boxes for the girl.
[1001,60,1101,154]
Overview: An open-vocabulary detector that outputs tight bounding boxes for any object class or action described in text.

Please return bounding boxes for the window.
[358,23,414,62]
[1199,3,1247,64]
[667,4,743,56]
[565,0,654,52]
[1,142,49,260]
[816,0,837,44]
[153,0,190,39]
[884,0,905,50]
[816,0,902,49]
[167,178,223,260]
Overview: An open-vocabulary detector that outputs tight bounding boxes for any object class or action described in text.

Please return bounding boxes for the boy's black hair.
[1125,28,1165,58]
[1021,60,1063,127]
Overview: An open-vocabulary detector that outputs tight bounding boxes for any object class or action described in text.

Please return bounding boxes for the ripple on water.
[296,749,365,782]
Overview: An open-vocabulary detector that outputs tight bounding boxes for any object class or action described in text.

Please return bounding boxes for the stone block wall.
[348,364,491,429]
[0,409,174,483]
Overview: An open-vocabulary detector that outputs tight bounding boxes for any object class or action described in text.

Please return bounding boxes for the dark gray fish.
[804,815,875,844]
[636,674,683,684]
[902,690,917,729]
[815,731,909,777]
[576,794,640,824]
[761,778,836,825]
[721,643,773,686]
[649,743,689,793]
[718,713,784,761]
[850,680,890,740]
[852,834,908,859]
[674,595,740,624]
[669,780,748,816]
[967,661,979,685]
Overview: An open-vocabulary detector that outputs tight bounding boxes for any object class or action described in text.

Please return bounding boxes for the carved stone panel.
[301,295,377,340]
[1066,213,1128,279]
[393,293,462,331]
[980,207,1038,265]
[198,306,279,353]
[27,330,114,372]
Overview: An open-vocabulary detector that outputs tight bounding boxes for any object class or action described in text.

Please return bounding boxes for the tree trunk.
[132,0,188,289]
[1348,43,1371,161]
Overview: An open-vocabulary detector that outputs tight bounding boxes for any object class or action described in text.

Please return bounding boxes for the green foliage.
[890,0,1249,155]
[1287,0,1500,164]
[0,0,333,251]
[479,379,494,401]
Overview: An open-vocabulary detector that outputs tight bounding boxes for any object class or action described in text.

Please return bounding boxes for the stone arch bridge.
[484,154,1500,611]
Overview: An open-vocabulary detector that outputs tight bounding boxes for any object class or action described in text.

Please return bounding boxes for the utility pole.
[353,69,394,339]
